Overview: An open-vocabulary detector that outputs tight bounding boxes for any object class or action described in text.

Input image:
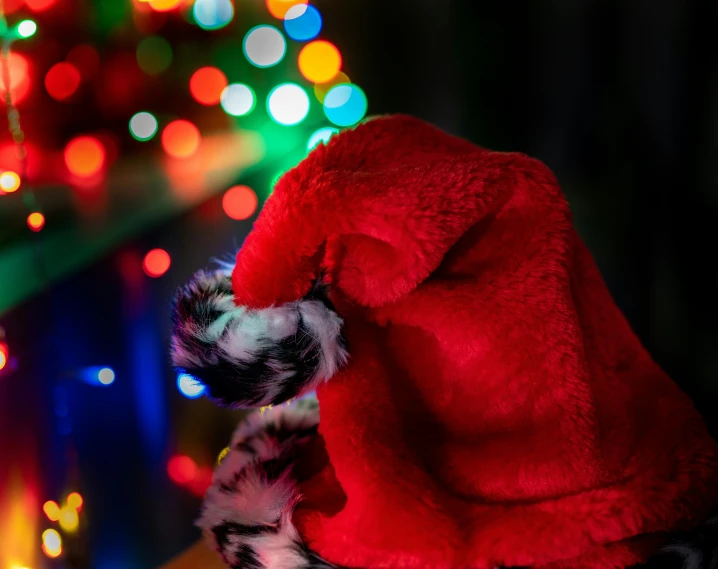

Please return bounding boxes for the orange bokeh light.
[25,0,58,12]
[189,67,228,106]
[43,500,61,521]
[167,455,197,484]
[0,342,8,371]
[148,0,184,11]
[298,40,342,84]
[27,212,46,232]
[0,171,21,193]
[45,62,82,101]
[143,248,171,277]
[67,492,83,511]
[64,136,106,177]
[0,53,31,104]
[162,120,200,159]
[266,0,307,19]
[222,185,258,220]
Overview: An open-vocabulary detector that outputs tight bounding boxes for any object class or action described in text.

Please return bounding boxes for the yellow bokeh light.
[0,171,21,193]
[66,492,83,511]
[266,0,307,19]
[148,0,184,11]
[313,71,349,103]
[58,506,79,533]
[42,501,61,522]
[298,40,342,84]
[41,529,62,558]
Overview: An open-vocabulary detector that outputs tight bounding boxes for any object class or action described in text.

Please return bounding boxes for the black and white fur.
[170,267,348,408]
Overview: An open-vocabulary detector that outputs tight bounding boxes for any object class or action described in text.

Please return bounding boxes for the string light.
[220,83,255,116]
[323,83,367,127]
[26,212,45,232]
[143,248,171,277]
[64,136,106,177]
[222,185,258,220]
[189,66,227,106]
[161,119,200,158]
[267,83,309,126]
[298,40,341,83]
[283,4,321,41]
[193,0,233,30]
[129,111,158,141]
[41,529,62,558]
[243,25,286,68]
[0,170,20,192]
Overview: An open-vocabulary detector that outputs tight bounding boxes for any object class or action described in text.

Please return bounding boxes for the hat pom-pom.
[170,267,348,408]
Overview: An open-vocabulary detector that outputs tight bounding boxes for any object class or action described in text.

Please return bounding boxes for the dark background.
[1,1,717,567]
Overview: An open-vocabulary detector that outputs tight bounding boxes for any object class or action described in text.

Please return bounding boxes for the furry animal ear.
[170,268,348,408]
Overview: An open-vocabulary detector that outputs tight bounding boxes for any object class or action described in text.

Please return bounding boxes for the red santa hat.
[171,115,718,569]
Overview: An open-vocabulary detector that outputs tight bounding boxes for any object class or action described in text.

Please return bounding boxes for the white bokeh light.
[267,83,310,126]
[243,25,286,68]
[220,83,256,116]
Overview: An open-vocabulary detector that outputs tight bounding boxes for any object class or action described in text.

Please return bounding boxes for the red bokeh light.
[167,455,197,485]
[66,45,101,80]
[222,185,258,220]
[64,136,106,177]
[45,62,81,101]
[25,0,58,12]
[188,466,213,497]
[161,120,200,159]
[189,67,227,106]
[143,248,171,277]
[0,53,31,104]
[0,341,8,371]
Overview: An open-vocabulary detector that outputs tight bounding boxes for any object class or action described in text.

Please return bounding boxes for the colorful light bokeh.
[220,83,256,116]
[189,67,228,106]
[323,83,367,127]
[313,71,349,103]
[177,373,205,398]
[97,367,115,385]
[64,136,106,177]
[0,342,8,371]
[45,62,81,101]
[266,0,307,19]
[0,53,31,104]
[0,171,21,193]
[42,501,61,522]
[142,248,171,277]
[161,120,200,158]
[26,212,45,232]
[307,126,339,151]
[284,4,321,41]
[41,529,62,558]
[193,0,234,30]
[267,83,310,126]
[58,505,79,533]
[222,185,258,220]
[298,40,341,83]
[167,455,197,485]
[25,0,57,11]
[66,492,83,511]
[243,25,286,68]
[129,111,159,141]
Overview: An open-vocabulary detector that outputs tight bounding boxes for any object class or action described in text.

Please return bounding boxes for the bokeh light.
[97,367,115,385]
[45,62,81,101]
[0,171,21,193]
[136,36,173,75]
[17,20,37,38]
[25,0,57,11]
[161,120,200,158]
[67,492,84,511]
[43,500,61,521]
[177,372,205,398]
[143,248,171,277]
[129,112,159,141]
[222,185,258,220]
[41,529,62,558]
[266,0,306,19]
[27,212,45,232]
[243,25,286,68]
[313,70,349,103]
[1,53,31,104]
[64,136,106,177]
[307,126,339,151]
[193,0,234,30]
[189,67,227,106]
[148,0,184,12]
[0,342,7,371]
[323,83,367,127]
[267,83,309,126]
[283,4,321,41]
[167,455,197,484]
[298,40,341,83]
[220,83,255,116]
[59,505,79,533]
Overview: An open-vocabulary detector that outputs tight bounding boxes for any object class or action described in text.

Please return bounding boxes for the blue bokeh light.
[307,126,339,151]
[323,84,367,127]
[177,372,206,399]
[193,0,234,31]
[80,366,115,386]
[284,5,322,41]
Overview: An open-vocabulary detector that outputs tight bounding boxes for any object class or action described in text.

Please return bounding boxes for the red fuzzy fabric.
[231,115,718,568]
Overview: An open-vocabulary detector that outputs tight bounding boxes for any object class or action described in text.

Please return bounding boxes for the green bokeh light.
[136,36,173,76]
